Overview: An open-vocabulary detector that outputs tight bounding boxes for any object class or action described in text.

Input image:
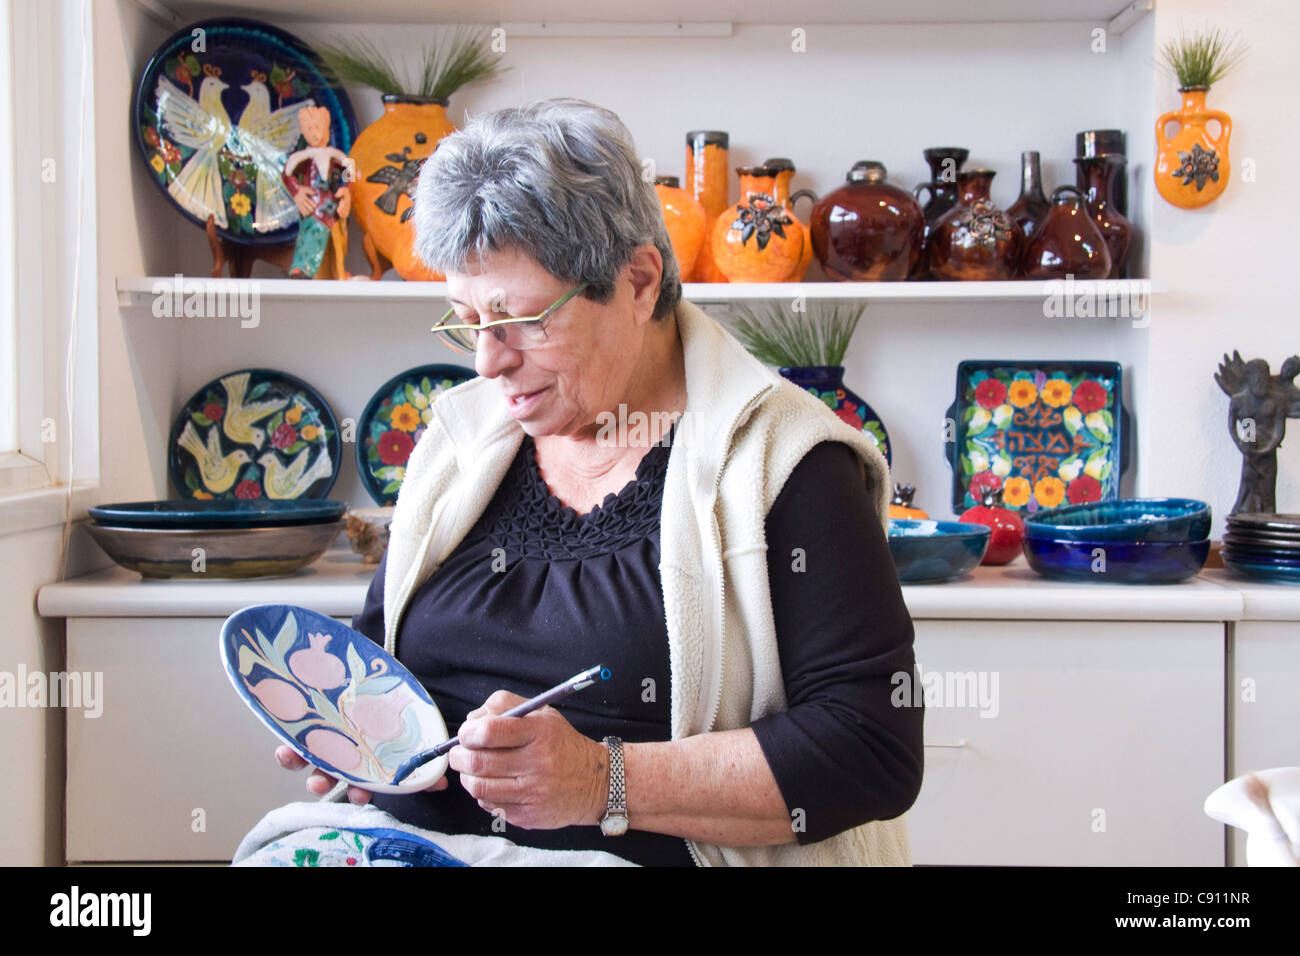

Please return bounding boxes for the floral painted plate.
[168,368,341,500]
[357,364,476,506]
[220,603,449,794]
[133,18,357,245]
[944,361,1130,515]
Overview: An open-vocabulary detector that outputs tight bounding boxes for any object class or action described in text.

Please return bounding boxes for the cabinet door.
[907,619,1224,866]
[66,617,352,862]
[1229,621,1300,867]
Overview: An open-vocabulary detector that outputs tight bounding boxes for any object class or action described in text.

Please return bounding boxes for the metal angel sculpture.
[1214,351,1300,514]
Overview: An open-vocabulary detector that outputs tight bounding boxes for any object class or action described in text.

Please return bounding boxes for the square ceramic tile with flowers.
[952,363,1122,513]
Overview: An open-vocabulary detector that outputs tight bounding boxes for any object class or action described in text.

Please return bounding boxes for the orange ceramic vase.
[654,176,707,280]
[711,165,806,283]
[685,130,730,282]
[1155,87,1231,209]
[349,95,454,280]
[764,157,816,282]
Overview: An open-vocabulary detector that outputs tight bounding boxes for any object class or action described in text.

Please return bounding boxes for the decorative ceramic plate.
[220,603,449,794]
[945,361,1129,514]
[89,498,345,529]
[168,368,341,500]
[1221,553,1300,583]
[357,364,476,505]
[133,17,357,245]
[1226,512,1300,533]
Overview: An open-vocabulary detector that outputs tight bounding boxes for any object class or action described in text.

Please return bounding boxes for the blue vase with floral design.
[779,365,891,465]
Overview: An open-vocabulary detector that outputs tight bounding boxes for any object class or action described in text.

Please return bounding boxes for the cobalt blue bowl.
[888,519,990,583]
[1022,536,1210,583]
[1024,498,1210,543]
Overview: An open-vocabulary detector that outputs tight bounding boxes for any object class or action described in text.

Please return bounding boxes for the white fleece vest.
[381,299,911,867]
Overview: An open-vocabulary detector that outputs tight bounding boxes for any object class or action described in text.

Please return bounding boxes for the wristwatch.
[599,736,628,836]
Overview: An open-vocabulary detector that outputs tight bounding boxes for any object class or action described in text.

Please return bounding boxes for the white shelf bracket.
[1108,0,1154,37]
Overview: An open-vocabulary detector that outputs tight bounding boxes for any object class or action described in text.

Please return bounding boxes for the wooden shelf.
[116,275,1164,309]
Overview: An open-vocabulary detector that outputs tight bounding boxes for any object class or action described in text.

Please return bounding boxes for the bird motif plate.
[220,603,449,794]
[132,17,357,245]
[357,364,477,506]
[944,361,1131,514]
[168,368,341,500]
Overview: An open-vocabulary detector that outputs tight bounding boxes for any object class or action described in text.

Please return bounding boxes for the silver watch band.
[601,736,627,836]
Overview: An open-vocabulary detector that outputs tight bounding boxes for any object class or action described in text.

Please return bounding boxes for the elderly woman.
[278,98,922,866]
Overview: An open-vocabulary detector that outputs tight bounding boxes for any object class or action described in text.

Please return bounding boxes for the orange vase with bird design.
[1155,87,1231,209]
[764,158,816,282]
[711,165,806,283]
[654,176,707,281]
[348,95,454,280]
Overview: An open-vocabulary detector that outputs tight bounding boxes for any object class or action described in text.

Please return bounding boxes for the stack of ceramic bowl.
[888,519,990,583]
[1221,512,1300,583]
[86,500,346,579]
[1022,498,1211,583]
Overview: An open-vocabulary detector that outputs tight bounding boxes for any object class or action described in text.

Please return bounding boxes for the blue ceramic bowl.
[1024,498,1210,543]
[1022,536,1210,583]
[888,519,990,583]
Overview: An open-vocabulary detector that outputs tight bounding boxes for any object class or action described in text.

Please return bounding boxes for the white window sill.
[0,480,100,536]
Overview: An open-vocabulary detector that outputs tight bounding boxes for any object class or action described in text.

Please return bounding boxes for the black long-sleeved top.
[351,430,922,866]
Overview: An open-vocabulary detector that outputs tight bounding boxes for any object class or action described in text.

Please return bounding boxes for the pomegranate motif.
[305,728,362,771]
[344,687,414,742]
[289,632,347,690]
[249,677,310,722]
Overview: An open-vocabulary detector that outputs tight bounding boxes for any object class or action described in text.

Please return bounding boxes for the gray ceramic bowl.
[86,520,343,579]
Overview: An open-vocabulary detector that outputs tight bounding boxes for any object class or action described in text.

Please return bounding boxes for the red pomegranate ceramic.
[960,487,1025,565]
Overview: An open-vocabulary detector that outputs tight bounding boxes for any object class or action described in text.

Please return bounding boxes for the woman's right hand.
[274,745,449,803]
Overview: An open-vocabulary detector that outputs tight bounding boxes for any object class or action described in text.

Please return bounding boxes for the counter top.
[37,545,1300,622]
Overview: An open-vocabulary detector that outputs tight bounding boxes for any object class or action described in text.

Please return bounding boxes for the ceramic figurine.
[282,107,355,279]
[1007,151,1050,241]
[711,165,806,283]
[1214,351,1300,514]
[1075,154,1133,278]
[654,176,707,281]
[928,169,1022,281]
[811,161,924,281]
[763,158,817,282]
[1154,28,1246,209]
[910,147,968,279]
[1022,186,1112,279]
[685,130,730,282]
[889,484,930,520]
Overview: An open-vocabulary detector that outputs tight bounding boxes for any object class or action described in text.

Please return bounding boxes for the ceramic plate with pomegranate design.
[133,17,357,245]
[220,603,449,794]
[168,368,341,500]
[944,361,1129,514]
[357,364,476,506]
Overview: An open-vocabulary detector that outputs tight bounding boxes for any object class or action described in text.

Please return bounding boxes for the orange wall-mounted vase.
[711,165,805,283]
[685,130,730,282]
[654,176,707,280]
[349,95,454,280]
[763,157,817,282]
[1155,86,1231,209]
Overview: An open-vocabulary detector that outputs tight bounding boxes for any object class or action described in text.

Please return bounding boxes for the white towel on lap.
[232,801,639,867]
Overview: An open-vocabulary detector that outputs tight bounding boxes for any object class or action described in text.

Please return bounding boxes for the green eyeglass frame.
[430,283,589,354]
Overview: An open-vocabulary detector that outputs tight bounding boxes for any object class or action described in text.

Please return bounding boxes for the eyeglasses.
[430,283,589,354]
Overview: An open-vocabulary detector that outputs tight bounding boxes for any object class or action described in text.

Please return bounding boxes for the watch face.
[602,814,629,837]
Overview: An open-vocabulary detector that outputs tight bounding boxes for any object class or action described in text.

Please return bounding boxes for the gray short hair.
[412,98,681,320]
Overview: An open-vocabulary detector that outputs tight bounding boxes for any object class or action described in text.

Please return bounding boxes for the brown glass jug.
[810,161,924,281]
[928,169,1022,281]
[1022,186,1112,279]
[1075,153,1133,279]
[909,147,968,279]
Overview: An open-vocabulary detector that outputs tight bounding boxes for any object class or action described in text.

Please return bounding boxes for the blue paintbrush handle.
[390,664,608,785]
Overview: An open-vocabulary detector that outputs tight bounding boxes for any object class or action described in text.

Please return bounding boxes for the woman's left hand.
[450,690,609,831]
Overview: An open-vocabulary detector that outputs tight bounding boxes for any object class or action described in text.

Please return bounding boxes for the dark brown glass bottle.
[810,161,925,281]
[1075,153,1133,279]
[1007,151,1050,241]
[928,169,1023,281]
